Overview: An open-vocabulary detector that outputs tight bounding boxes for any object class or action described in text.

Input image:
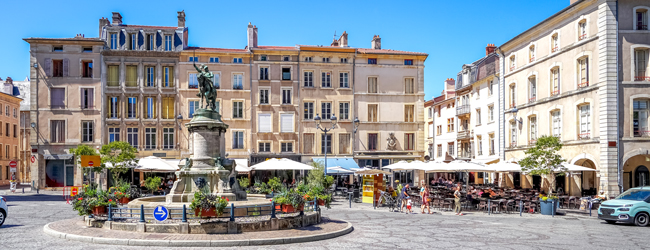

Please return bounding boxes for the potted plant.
[72,184,98,216]
[89,193,117,216]
[189,188,229,217]
[317,194,331,208]
[273,189,304,213]
[539,194,560,215]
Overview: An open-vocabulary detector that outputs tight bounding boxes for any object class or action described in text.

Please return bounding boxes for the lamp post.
[314,114,338,176]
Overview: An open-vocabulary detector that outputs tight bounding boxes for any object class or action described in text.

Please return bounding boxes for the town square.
[1,0,650,249]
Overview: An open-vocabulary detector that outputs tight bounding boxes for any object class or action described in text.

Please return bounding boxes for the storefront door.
[46,160,65,187]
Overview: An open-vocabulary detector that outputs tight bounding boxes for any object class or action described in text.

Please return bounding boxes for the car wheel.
[0,209,5,227]
[605,220,616,224]
[634,213,649,227]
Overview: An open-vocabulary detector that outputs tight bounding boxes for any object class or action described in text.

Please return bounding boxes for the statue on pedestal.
[194,62,217,111]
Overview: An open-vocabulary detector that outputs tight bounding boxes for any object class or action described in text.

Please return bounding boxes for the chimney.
[177,11,186,27]
[247,23,258,49]
[486,43,496,55]
[99,17,110,36]
[371,35,381,50]
[5,77,12,84]
[445,78,455,91]
[112,12,122,25]
[339,31,348,47]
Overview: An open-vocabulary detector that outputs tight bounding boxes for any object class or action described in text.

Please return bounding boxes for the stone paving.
[1,190,649,249]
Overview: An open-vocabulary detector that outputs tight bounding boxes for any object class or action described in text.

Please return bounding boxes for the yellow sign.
[81,155,101,167]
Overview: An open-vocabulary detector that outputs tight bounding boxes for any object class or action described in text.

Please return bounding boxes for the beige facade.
[431,79,457,162]
[0,91,22,186]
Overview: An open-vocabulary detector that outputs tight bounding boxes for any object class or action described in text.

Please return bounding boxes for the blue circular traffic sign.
[153,205,169,221]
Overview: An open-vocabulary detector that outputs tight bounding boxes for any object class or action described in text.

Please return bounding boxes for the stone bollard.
[139,204,145,223]
[182,204,187,223]
[270,201,277,219]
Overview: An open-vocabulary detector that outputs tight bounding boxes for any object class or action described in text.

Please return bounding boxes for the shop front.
[44,154,75,187]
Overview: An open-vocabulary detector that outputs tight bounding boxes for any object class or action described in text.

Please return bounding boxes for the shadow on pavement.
[0,224,24,229]
[2,194,65,202]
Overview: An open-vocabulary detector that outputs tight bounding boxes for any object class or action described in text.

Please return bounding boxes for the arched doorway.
[570,158,598,196]
[635,166,649,187]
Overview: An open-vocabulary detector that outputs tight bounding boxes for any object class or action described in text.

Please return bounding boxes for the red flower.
[109,199,113,202]
[78,197,83,201]
[226,198,229,201]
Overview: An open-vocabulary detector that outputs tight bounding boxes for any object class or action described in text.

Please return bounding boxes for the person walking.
[400,184,410,213]
[420,180,431,214]
[454,186,464,216]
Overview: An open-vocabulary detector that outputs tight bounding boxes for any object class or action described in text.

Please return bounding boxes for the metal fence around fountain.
[103,199,319,223]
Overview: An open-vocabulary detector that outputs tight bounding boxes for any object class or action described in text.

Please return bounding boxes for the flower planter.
[281,204,304,213]
[539,199,560,215]
[194,207,218,217]
[317,199,325,206]
[119,197,130,204]
[92,206,107,215]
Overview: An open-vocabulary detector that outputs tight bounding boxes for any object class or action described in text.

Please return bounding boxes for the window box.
[578,133,590,140]
[529,97,536,103]
[579,34,587,41]
[552,47,559,53]
[578,81,589,88]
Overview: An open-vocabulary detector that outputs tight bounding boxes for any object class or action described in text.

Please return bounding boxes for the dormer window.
[551,33,559,52]
[146,34,154,50]
[164,35,172,51]
[636,8,648,30]
[578,20,587,41]
[110,33,118,49]
[304,57,312,62]
[322,57,330,63]
[260,55,267,61]
[129,33,137,50]
[82,47,93,53]
[283,56,290,62]
[528,45,535,62]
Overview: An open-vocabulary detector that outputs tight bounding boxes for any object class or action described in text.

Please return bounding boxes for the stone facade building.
[0,83,22,186]
[431,78,457,162]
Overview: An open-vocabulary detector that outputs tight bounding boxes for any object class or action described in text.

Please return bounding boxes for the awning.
[135,156,178,172]
[312,157,359,174]
[472,157,500,165]
[234,159,251,172]
[43,154,73,160]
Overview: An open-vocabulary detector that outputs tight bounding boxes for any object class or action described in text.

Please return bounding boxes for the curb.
[43,220,353,247]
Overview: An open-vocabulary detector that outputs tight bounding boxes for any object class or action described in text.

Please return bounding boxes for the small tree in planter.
[189,187,229,217]
[70,145,102,185]
[519,135,567,195]
[100,141,138,188]
[144,176,162,194]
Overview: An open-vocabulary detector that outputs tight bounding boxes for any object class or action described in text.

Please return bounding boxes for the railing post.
[108,204,113,221]
[139,204,145,223]
[230,203,235,222]
[373,192,376,210]
[270,201,276,219]
[182,204,187,222]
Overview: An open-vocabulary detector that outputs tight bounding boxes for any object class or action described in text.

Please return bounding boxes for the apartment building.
[24,35,104,188]
[1,77,31,184]
[431,78,457,162]
[424,99,435,159]
[0,84,22,186]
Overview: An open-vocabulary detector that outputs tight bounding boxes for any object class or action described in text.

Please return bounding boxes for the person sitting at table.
[487,188,498,198]
[437,176,444,185]
[480,189,491,198]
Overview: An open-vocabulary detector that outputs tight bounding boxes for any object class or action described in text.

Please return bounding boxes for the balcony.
[579,34,587,41]
[552,47,559,53]
[578,81,589,88]
[509,103,516,109]
[458,149,474,159]
[635,76,650,81]
[551,90,560,96]
[529,96,537,103]
[456,104,470,116]
[638,24,648,30]
[578,133,591,140]
[457,130,470,140]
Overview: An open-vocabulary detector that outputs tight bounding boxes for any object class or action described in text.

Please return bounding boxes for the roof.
[357,48,428,56]
[252,45,299,51]
[120,24,179,30]
[185,46,249,53]
[23,37,104,43]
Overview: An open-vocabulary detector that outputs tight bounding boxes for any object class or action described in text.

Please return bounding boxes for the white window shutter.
[258,114,271,133]
[281,113,294,133]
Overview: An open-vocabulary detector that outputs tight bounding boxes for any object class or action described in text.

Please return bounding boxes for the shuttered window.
[280,113,294,133]
[258,113,271,133]
[404,105,414,122]
[405,133,415,150]
[161,97,174,119]
[404,78,414,94]
[339,134,350,154]
[108,65,119,86]
[50,120,65,143]
[303,134,314,154]
[50,88,65,108]
[368,77,377,93]
[126,66,137,87]
[368,104,378,122]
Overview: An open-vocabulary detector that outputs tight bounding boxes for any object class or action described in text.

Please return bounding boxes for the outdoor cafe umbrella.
[354,169,391,175]
[134,156,179,172]
[382,160,412,170]
[327,166,355,175]
[250,158,314,170]
[486,161,523,172]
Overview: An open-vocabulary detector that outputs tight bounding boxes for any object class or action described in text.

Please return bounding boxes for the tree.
[306,161,334,189]
[69,145,101,173]
[100,141,138,187]
[519,135,566,194]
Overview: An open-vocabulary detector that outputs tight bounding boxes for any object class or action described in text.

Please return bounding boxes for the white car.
[0,196,6,227]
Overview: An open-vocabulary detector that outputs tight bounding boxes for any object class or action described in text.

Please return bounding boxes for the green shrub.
[189,187,229,217]
[238,177,250,189]
[144,177,162,194]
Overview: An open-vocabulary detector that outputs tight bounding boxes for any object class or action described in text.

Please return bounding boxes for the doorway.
[532,175,542,191]
[513,172,521,188]
[635,166,650,187]
[555,174,566,194]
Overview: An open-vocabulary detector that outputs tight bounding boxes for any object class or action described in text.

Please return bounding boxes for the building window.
[258,113,272,133]
[209,57,219,63]
[129,33,137,50]
[509,56,516,71]
[489,134,495,155]
[368,133,378,151]
[339,134,350,154]
[437,125,442,135]
[80,88,94,109]
[163,128,174,149]
[260,55,267,61]
[82,61,93,78]
[259,142,270,152]
[233,74,243,90]
[368,104,378,122]
[81,121,93,143]
[404,133,415,150]
[283,56,290,62]
[528,76,536,103]
[477,135,483,155]
[321,134,332,154]
[321,71,331,88]
[280,113,294,133]
[368,58,377,64]
[4,123,7,137]
[189,73,198,89]
[404,105,414,122]
[161,97,175,119]
[529,117,537,144]
[637,8,648,30]
[259,89,269,105]
[510,121,516,147]
[322,57,330,63]
[578,57,589,87]
[304,71,313,87]
[551,67,560,96]
[145,97,156,119]
[339,102,349,120]
[110,33,117,49]
[106,65,118,86]
[437,144,442,157]
[488,105,494,122]
[476,109,482,125]
[164,35,172,51]
[233,101,243,119]
[552,110,561,138]
[50,59,63,77]
[282,88,292,104]
[127,128,138,147]
[146,67,155,87]
[233,58,243,64]
[634,100,650,137]
[163,67,173,87]
[303,134,314,154]
[259,66,268,80]
[368,77,377,93]
[126,65,137,87]
[304,57,312,62]
[145,128,157,149]
[509,84,516,108]
[447,118,454,132]
[109,127,120,143]
[189,100,199,118]
[448,142,454,156]
[340,58,348,63]
[529,45,535,62]
[127,97,137,118]
[13,125,17,138]
[428,107,433,119]
[488,80,494,96]
[579,105,591,139]
[404,78,414,94]
[189,57,198,62]
[578,20,587,41]
[282,68,291,80]
[232,131,244,149]
[304,102,314,120]
[107,96,119,118]
[404,59,413,65]
[339,72,349,88]
[50,120,65,143]
[635,48,649,81]
[321,102,332,119]
[551,33,559,52]
[146,34,154,50]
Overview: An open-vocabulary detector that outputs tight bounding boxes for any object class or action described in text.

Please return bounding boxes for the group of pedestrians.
[397,180,463,216]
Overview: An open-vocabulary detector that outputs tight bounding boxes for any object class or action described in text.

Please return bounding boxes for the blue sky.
[0,0,569,99]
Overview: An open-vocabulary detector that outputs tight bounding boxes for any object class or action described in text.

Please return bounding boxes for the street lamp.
[353,117,360,133]
[314,114,338,176]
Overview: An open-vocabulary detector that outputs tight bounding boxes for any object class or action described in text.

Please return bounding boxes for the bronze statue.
[193,62,217,111]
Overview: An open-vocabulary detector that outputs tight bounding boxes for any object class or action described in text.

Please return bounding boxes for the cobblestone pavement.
[1,191,648,249]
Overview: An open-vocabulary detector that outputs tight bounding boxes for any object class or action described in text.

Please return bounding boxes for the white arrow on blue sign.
[153,205,169,221]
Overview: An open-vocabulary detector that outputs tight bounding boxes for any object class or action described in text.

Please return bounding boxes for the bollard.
[589,201,592,217]
[552,200,555,217]
[373,192,376,210]
[271,201,277,219]
[488,199,491,215]
[519,200,523,217]
[139,204,145,223]
[182,204,187,223]
[314,198,318,212]
[108,204,113,221]
[230,203,235,221]
[22,187,24,193]
[349,192,352,208]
